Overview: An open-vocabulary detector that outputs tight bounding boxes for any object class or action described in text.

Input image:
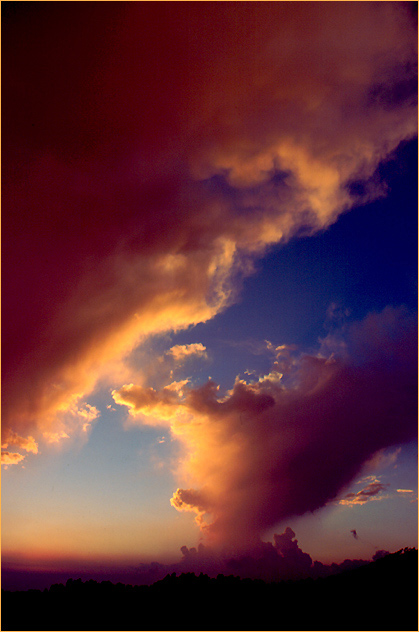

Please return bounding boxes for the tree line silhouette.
[2,548,417,631]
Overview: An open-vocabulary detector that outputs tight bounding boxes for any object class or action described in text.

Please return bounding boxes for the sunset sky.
[2,2,417,589]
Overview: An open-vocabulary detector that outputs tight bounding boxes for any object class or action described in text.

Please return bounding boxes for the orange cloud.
[339,479,389,506]
[166,343,208,363]
[112,382,187,427]
[2,430,38,455]
[1,451,26,466]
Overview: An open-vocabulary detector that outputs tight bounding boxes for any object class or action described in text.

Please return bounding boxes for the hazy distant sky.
[2,2,417,586]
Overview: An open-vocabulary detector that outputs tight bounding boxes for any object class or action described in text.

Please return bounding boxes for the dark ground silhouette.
[2,548,417,631]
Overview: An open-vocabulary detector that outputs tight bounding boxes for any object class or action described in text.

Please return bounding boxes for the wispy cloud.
[339,480,389,506]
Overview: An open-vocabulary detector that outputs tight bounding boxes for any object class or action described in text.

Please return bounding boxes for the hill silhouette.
[2,548,417,631]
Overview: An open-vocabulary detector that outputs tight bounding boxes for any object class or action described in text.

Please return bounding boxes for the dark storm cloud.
[2,3,417,458]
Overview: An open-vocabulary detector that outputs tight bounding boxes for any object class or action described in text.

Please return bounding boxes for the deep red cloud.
[2,3,417,455]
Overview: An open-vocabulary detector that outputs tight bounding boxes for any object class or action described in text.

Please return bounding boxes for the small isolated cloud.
[166,343,208,364]
[396,489,417,503]
[1,430,38,467]
[339,479,389,506]
[1,451,26,466]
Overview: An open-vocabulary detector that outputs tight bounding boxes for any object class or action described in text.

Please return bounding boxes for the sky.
[2,1,418,589]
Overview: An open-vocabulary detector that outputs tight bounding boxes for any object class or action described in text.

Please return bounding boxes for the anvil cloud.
[114,307,417,550]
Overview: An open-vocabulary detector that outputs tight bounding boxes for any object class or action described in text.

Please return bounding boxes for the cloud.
[340,480,389,506]
[166,343,208,364]
[36,401,100,449]
[396,489,417,503]
[163,380,190,396]
[1,431,39,468]
[170,488,212,527]
[175,526,369,582]
[362,447,402,472]
[112,383,185,427]
[72,403,100,434]
[1,451,26,466]
[2,430,38,455]
[114,306,417,551]
[2,3,417,457]
[43,432,70,445]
